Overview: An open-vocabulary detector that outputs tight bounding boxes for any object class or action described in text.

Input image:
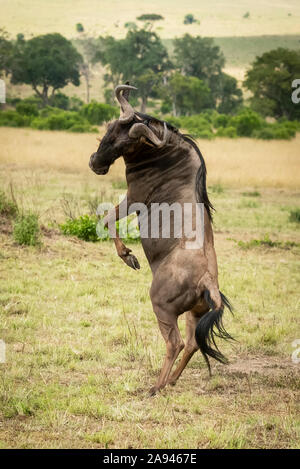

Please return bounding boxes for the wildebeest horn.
[115,84,137,124]
[129,122,168,148]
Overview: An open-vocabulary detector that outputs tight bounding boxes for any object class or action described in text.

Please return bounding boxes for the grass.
[2,1,300,99]
[0,128,299,448]
[3,0,300,39]
[1,127,300,189]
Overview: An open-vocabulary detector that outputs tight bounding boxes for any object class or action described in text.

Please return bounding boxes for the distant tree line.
[1,27,300,121]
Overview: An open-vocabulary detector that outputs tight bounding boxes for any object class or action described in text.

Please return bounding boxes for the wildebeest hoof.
[122,253,140,270]
[148,386,158,396]
[168,379,177,387]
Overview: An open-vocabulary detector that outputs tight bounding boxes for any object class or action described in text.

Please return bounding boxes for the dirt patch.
[224,356,299,377]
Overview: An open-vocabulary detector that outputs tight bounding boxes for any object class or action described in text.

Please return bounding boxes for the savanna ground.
[0,127,299,448]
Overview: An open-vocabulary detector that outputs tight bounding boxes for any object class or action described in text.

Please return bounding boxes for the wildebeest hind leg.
[149,310,184,396]
[167,300,209,386]
[167,311,199,386]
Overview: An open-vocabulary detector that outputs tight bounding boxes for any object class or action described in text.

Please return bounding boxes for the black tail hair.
[195,290,234,375]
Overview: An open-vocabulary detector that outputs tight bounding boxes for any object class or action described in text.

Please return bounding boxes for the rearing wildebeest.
[89,84,233,395]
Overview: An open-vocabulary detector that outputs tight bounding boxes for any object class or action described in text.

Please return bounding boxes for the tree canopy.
[173,34,225,101]
[10,33,83,104]
[0,29,13,77]
[93,28,170,110]
[160,73,213,116]
[136,14,164,22]
[244,47,300,120]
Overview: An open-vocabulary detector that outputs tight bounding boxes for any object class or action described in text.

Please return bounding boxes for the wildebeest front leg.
[149,308,184,396]
[103,197,140,270]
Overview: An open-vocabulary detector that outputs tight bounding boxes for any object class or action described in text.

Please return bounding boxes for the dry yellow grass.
[2,0,300,38]
[1,127,299,188]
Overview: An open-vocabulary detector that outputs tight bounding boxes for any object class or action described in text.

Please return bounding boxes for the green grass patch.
[289,208,300,224]
[233,235,300,250]
[242,191,261,197]
[12,212,41,246]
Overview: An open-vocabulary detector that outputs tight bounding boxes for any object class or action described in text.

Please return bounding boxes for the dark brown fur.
[89,90,232,395]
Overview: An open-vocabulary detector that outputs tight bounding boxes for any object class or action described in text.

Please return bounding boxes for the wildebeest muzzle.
[89,152,110,175]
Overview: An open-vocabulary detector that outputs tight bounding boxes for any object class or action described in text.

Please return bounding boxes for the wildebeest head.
[89,84,168,175]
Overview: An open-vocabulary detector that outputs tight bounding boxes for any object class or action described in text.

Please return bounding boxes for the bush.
[0,110,31,127]
[60,214,141,243]
[0,191,18,217]
[16,101,39,116]
[76,23,84,32]
[254,123,296,140]
[31,108,96,132]
[13,213,41,246]
[213,113,230,128]
[179,115,214,139]
[183,14,198,24]
[60,215,98,242]
[289,209,300,223]
[81,101,119,125]
[216,126,237,138]
[69,123,97,133]
[49,92,70,110]
[230,109,263,137]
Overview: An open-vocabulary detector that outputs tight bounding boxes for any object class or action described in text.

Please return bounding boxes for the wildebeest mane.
[134,112,214,221]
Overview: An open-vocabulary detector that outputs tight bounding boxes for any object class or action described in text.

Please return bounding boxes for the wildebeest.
[89,84,233,395]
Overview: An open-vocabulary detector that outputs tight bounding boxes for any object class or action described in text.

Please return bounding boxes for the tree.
[217,73,243,114]
[183,14,198,25]
[160,73,213,116]
[244,48,300,120]
[136,14,164,22]
[93,28,171,112]
[10,33,83,105]
[0,29,13,77]
[76,23,84,33]
[173,34,225,105]
[73,37,97,103]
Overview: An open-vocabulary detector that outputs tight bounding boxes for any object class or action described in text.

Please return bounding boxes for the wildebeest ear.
[129,122,168,148]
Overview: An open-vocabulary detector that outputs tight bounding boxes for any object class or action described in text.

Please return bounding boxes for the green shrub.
[0,191,18,217]
[81,101,119,125]
[254,123,296,140]
[164,115,182,128]
[0,110,30,127]
[31,109,96,132]
[69,124,97,133]
[179,115,214,138]
[76,23,84,32]
[60,214,140,243]
[13,213,41,246]
[216,126,237,138]
[60,215,98,242]
[214,113,230,128]
[16,101,39,117]
[289,208,300,223]
[230,109,263,137]
[242,191,261,197]
[236,235,300,250]
[49,92,70,110]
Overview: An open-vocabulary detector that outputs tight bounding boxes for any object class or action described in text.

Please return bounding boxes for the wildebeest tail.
[195,290,234,375]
